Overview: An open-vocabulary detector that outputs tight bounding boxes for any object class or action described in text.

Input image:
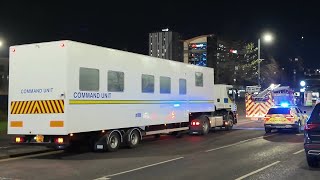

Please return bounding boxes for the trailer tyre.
[106,132,121,152]
[126,130,140,149]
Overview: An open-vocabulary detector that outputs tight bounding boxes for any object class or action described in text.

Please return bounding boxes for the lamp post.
[258,38,261,86]
[257,33,273,86]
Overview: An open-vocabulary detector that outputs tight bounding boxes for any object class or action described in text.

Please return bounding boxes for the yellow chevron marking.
[51,100,58,113]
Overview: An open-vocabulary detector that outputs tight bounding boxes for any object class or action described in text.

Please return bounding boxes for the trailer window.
[108,71,124,92]
[142,74,154,93]
[195,72,203,87]
[79,67,99,91]
[160,76,171,94]
[179,79,187,95]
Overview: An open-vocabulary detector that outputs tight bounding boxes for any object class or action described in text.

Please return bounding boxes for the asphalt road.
[0,120,318,180]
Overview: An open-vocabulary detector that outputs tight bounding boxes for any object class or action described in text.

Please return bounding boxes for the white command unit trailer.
[8,40,237,151]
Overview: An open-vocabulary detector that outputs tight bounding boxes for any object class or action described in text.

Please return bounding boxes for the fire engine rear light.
[305,123,320,130]
[15,137,24,143]
[55,138,64,144]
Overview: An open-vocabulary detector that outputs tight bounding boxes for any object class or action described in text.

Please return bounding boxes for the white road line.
[0,146,11,149]
[205,134,277,152]
[94,157,184,180]
[293,149,305,155]
[235,161,281,180]
[0,177,21,180]
[0,150,64,163]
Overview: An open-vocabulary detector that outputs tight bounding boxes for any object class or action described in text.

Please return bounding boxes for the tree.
[260,57,281,87]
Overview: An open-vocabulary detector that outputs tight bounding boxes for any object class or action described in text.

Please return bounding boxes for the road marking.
[0,146,11,149]
[235,161,281,180]
[0,177,21,180]
[233,127,265,130]
[94,157,184,180]
[293,149,304,155]
[205,134,277,152]
[0,150,63,163]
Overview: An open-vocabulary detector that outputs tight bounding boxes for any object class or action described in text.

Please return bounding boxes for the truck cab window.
[227,88,237,101]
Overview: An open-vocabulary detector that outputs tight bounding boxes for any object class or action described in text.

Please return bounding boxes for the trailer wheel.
[106,132,120,152]
[126,129,140,148]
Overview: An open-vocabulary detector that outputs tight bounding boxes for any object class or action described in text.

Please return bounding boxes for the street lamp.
[0,40,3,47]
[258,32,274,86]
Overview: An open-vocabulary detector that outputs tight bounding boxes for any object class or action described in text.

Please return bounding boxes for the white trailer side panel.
[65,41,215,133]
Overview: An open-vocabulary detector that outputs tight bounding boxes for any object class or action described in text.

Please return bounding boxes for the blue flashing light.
[280,102,289,107]
[173,104,180,107]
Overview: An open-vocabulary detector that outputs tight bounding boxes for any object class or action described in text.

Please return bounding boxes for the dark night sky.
[0,1,319,68]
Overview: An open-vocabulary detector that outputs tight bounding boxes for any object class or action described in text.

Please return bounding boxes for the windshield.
[308,104,320,123]
[267,108,290,114]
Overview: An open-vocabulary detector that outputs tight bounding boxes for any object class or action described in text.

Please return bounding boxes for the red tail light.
[15,137,24,143]
[55,137,64,144]
[305,123,320,130]
[191,120,200,126]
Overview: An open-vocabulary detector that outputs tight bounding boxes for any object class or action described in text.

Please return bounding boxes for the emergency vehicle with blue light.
[264,103,308,133]
[245,84,295,120]
[7,40,237,152]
